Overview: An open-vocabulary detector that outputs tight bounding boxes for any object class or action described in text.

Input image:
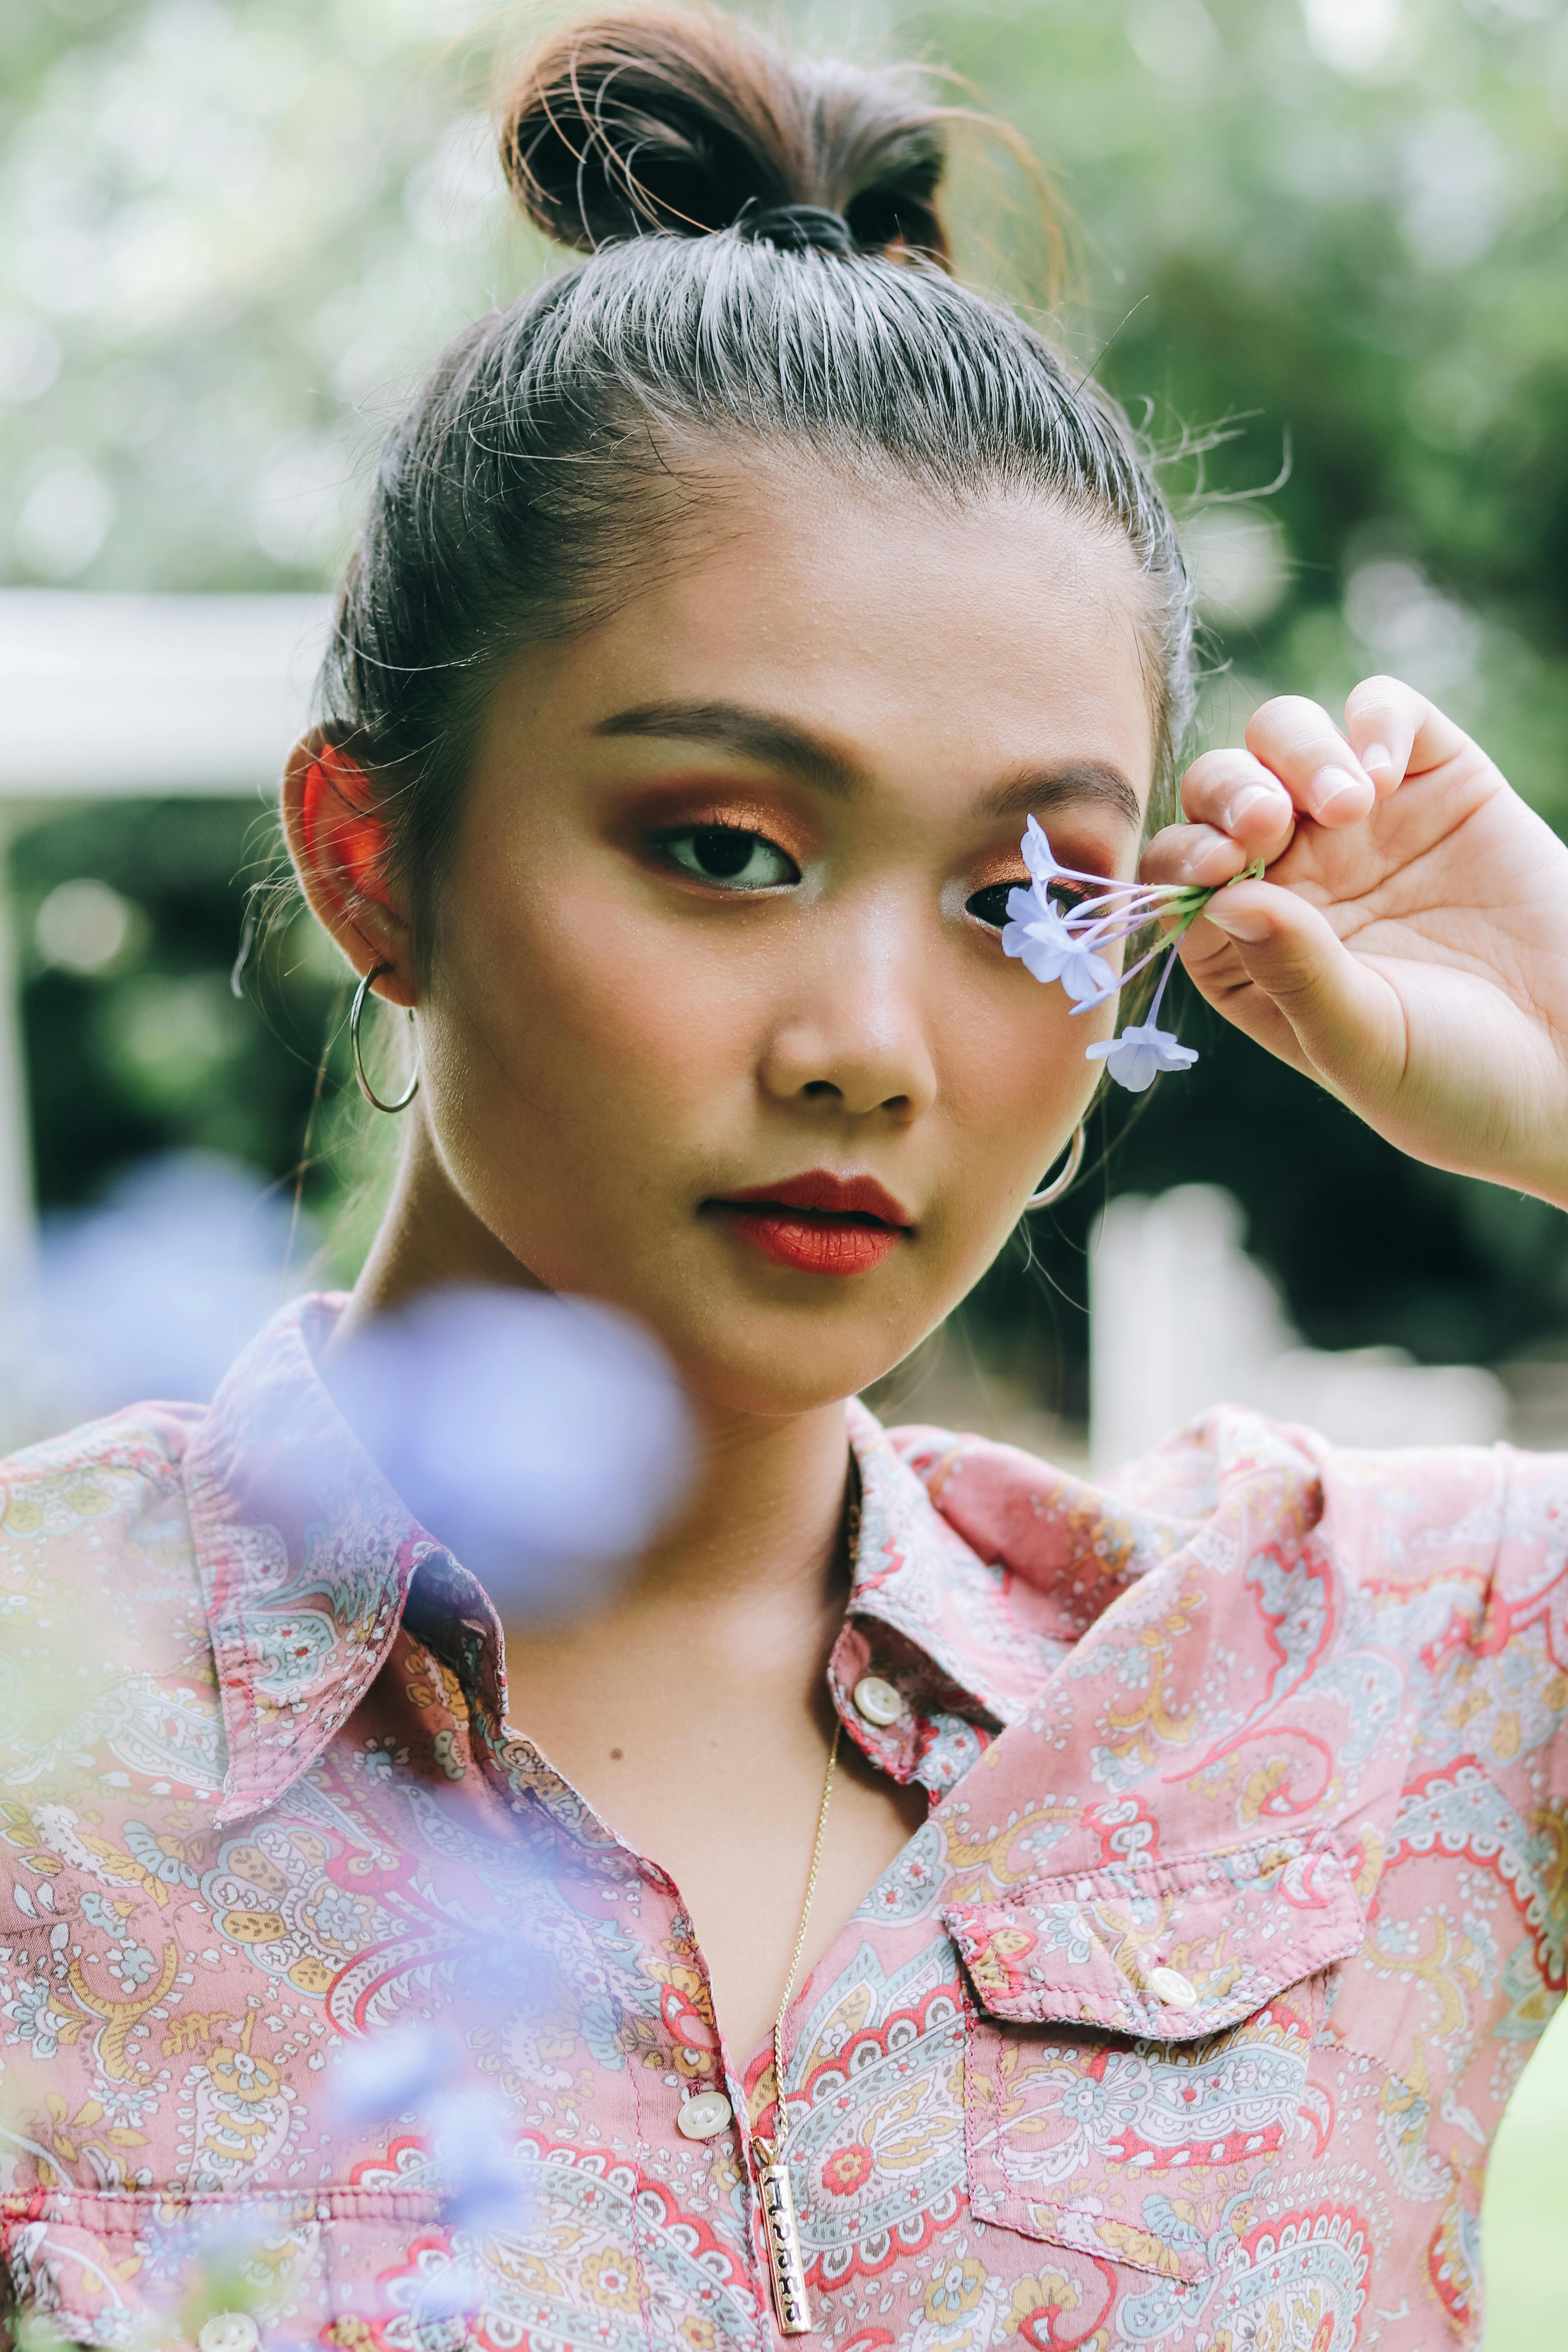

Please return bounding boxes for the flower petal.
[1018,936,1069,984]
[1022,815,1056,883]
[1060,949,1117,1003]
[1111,1041,1160,1092]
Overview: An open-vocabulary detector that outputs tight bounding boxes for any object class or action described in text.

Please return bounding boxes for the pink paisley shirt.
[0,1294,1564,2352]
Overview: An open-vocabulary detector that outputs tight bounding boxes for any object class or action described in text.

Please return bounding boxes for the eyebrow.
[979,762,1143,832]
[593,701,855,796]
[594,701,1142,831]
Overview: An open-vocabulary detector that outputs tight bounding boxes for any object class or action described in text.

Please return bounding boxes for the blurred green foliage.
[2,0,1567,1363]
[12,802,325,1196]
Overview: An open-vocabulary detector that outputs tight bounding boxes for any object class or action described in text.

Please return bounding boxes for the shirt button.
[853,1675,904,1727]
[675,2090,733,2140]
[1147,1965,1199,2009]
[198,2317,261,2352]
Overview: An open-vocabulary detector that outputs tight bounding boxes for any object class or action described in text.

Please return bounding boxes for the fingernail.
[1222,782,1279,830]
[1308,763,1374,821]
[1178,840,1233,886]
[1203,898,1271,943]
[1359,741,1396,783]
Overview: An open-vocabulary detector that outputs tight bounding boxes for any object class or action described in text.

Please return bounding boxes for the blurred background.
[2,0,1566,2332]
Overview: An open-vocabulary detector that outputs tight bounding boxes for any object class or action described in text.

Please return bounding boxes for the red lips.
[708,1170,913,1277]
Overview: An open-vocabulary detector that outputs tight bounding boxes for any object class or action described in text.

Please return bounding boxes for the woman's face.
[413,464,1156,1416]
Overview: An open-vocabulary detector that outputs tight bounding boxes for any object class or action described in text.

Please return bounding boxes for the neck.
[614,1390,854,1629]
[333,1123,538,1348]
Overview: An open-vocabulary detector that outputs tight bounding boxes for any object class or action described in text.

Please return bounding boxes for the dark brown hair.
[317,5,1194,968]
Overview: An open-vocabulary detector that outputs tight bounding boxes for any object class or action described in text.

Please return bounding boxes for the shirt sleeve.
[1316,1436,1568,2201]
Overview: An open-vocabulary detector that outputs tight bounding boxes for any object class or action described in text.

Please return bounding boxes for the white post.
[1088,1183,1508,1469]
[1088,1186,1292,1472]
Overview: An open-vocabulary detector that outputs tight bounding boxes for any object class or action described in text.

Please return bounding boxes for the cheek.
[432,851,758,1138]
[944,962,1109,1149]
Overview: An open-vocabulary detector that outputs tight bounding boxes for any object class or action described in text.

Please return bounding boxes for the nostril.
[801,1080,841,1099]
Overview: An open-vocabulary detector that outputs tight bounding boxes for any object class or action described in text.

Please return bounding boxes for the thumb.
[1193,881,1407,1095]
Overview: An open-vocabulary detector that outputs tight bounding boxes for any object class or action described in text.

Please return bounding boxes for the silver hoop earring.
[1024,1122,1086,1210]
[350,964,419,1114]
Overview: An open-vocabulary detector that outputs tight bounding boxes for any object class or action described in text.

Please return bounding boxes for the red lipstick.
[708,1171,913,1277]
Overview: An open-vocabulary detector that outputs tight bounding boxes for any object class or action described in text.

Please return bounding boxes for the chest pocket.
[945,1832,1363,2287]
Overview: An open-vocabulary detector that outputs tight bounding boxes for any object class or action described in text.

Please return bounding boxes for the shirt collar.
[186,1296,1129,1823]
[185,1294,503,1825]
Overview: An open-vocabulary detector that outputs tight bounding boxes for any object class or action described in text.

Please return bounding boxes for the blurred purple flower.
[425,2089,528,2232]
[325,1284,693,1610]
[1,1152,303,1432]
[334,2025,459,2126]
[403,2254,484,2337]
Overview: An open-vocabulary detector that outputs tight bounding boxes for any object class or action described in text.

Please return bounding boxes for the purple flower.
[1006,822,1240,1091]
[1002,888,1116,1002]
[1085,1020,1199,1093]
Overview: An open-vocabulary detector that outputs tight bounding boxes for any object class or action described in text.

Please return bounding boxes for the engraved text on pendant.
[758,2159,813,2335]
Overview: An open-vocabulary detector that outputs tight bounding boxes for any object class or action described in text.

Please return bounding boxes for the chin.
[660,1290,936,1421]
[679,1345,895,1421]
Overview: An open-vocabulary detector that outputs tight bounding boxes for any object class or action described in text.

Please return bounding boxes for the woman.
[2,11,1566,2349]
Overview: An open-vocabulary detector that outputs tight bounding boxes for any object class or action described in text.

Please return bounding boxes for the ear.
[282,737,416,1007]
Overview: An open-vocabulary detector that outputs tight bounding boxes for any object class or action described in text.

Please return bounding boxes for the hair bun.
[498,6,952,262]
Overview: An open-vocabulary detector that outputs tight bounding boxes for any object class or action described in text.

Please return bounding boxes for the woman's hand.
[1140,675,1568,1210]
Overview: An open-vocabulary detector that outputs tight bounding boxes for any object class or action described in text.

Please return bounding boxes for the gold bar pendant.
[757,2158,813,2335]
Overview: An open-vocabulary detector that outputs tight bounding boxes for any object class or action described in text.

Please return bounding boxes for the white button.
[853,1675,904,1727]
[1147,1966,1199,2009]
[676,2090,733,2140]
[198,2318,261,2352]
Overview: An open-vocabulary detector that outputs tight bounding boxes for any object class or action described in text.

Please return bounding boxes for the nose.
[758,895,938,1122]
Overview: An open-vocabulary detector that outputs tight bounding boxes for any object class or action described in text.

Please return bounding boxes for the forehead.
[530,459,1161,809]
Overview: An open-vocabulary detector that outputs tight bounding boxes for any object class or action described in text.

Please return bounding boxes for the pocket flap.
[944,1831,1362,2040]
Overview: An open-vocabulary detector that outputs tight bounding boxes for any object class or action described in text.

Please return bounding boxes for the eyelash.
[648,823,802,892]
[964,878,1092,931]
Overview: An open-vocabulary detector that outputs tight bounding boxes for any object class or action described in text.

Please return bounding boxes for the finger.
[1195,879,1406,1094]
[1178,750,1296,854]
[1244,695,1377,828]
[1142,821,1251,889]
[1343,676,1419,796]
[1344,673,1470,789]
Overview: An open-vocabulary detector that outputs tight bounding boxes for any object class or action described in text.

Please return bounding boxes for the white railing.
[0,590,328,1269]
[1090,1185,1508,1468]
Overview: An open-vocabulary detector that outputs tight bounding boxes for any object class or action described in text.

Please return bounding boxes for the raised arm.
[1142,676,1568,1212]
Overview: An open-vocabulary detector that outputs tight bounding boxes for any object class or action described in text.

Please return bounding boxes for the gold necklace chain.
[769,1714,842,2149]
[754,1488,857,2337]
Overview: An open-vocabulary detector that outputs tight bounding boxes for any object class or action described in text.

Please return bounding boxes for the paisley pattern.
[0,1295,1563,2349]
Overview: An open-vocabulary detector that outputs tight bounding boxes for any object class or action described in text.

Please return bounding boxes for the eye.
[966,878,1091,931]
[652,826,800,891]
[965,882,1017,931]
